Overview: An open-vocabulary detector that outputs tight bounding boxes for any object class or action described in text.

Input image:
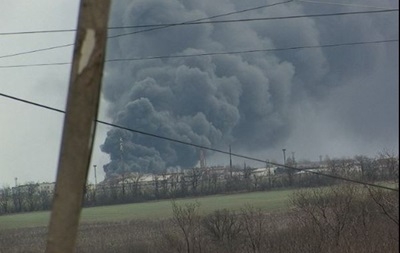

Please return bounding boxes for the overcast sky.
[0,0,398,186]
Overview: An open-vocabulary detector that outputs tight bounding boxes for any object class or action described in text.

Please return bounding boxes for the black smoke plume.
[100,0,398,177]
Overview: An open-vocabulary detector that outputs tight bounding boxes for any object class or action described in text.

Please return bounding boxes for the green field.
[0,189,293,230]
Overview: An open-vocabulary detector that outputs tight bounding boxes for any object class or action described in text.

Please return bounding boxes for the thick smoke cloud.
[101,0,398,177]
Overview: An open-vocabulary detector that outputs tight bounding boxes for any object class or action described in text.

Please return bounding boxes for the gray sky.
[0,0,398,186]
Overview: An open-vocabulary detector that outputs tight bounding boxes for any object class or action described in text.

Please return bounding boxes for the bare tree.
[377,149,399,180]
[170,201,201,253]
[291,185,360,248]
[129,172,143,199]
[240,205,268,253]
[188,168,202,195]
[367,186,399,226]
[25,183,39,211]
[12,186,24,212]
[202,209,242,252]
[0,186,11,214]
[38,189,51,210]
[354,155,379,181]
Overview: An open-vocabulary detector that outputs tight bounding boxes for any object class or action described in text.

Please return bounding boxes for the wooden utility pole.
[45,1,110,252]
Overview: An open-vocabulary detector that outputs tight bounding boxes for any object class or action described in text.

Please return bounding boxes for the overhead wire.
[0,7,397,59]
[0,29,75,36]
[0,43,74,60]
[108,9,399,33]
[0,38,397,69]
[0,0,293,36]
[0,91,398,192]
[0,0,293,59]
[107,0,295,39]
[296,0,397,10]
[1,6,397,37]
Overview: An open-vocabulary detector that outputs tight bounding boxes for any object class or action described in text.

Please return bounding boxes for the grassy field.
[0,189,293,230]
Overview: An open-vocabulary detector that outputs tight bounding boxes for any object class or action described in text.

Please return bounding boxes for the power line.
[107,0,294,39]
[0,39,397,69]
[0,62,70,69]
[109,9,399,33]
[2,2,397,37]
[0,43,74,60]
[0,8,397,60]
[0,29,75,36]
[0,92,64,113]
[297,0,396,10]
[0,0,292,59]
[0,0,293,36]
[0,91,398,192]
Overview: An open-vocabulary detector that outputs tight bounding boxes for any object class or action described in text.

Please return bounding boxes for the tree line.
[0,151,398,215]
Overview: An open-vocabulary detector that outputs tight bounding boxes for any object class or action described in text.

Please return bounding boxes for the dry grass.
[0,219,164,253]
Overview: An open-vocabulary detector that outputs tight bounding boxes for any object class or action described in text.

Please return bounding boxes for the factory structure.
[95,147,330,193]
[9,145,397,199]
[2,150,397,214]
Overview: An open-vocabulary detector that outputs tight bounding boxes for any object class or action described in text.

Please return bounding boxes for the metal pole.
[229,145,233,177]
[282,149,286,165]
[291,152,295,165]
[45,1,110,252]
[94,164,97,188]
[266,159,271,188]
[120,137,126,197]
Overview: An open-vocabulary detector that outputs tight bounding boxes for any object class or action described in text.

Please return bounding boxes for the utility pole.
[266,159,271,189]
[93,164,97,204]
[45,1,111,252]
[291,152,296,166]
[14,177,18,187]
[93,165,97,189]
[120,137,126,197]
[229,145,233,177]
[282,149,286,165]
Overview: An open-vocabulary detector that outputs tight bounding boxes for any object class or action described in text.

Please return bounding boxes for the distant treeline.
[0,153,398,214]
